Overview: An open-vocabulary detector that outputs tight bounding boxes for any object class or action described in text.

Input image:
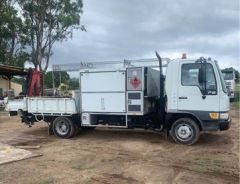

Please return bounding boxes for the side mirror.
[198,68,204,84]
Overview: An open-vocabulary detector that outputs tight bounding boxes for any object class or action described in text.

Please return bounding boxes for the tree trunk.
[9,34,15,64]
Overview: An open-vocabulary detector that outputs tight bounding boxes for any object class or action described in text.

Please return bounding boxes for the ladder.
[52,57,170,72]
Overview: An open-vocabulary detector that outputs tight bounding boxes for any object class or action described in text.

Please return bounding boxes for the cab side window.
[181,63,217,95]
[182,64,200,86]
[205,64,217,95]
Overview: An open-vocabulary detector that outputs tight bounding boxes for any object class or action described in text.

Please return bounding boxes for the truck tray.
[6,97,78,115]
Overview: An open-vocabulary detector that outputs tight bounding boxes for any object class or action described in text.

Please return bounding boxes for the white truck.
[5,52,231,145]
[221,68,236,100]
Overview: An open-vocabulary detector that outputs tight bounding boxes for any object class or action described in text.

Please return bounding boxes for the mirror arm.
[203,59,207,96]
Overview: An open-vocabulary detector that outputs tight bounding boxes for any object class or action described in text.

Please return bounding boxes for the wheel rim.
[175,123,193,141]
[55,120,69,136]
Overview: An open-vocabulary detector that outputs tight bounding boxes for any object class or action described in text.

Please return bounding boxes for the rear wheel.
[52,117,76,138]
[170,118,200,145]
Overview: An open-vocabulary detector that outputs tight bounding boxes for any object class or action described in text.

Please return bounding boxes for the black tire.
[170,118,200,145]
[52,117,76,138]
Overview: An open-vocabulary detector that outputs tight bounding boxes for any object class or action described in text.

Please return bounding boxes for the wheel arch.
[166,112,203,131]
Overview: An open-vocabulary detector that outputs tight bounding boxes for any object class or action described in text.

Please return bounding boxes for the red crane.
[26,68,42,97]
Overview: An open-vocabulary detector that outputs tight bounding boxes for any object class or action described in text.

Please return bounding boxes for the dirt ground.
[0,107,239,184]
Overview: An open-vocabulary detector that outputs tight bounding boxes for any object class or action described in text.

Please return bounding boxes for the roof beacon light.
[182,53,187,59]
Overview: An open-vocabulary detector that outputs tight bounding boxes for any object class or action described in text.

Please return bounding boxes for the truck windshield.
[222,72,233,80]
[215,61,228,93]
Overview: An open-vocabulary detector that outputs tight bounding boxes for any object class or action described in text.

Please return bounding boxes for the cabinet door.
[81,71,125,92]
[81,92,126,113]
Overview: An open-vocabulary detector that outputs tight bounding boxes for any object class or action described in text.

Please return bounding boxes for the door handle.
[179,96,188,99]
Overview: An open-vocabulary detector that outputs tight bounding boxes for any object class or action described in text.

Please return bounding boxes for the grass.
[232,98,240,109]
[0,106,8,114]
[192,158,224,174]
[38,178,54,184]
[0,106,7,117]
[235,83,240,91]
[232,82,240,109]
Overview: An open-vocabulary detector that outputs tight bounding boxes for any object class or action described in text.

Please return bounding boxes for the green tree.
[44,71,70,88]
[0,0,28,67]
[18,0,86,72]
[68,78,79,90]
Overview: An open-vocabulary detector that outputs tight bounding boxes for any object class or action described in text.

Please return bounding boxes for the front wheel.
[52,117,76,138]
[170,118,200,145]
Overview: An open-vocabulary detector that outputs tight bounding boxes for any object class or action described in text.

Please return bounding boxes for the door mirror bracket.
[198,68,204,84]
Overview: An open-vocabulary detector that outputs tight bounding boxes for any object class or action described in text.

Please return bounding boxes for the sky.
[51,0,240,71]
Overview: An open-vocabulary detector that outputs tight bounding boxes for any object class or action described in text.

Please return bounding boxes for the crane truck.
[5,52,231,145]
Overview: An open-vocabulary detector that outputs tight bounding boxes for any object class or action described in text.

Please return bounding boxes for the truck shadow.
[23,126,232,146]
[76,128,232,146]
[76,128,165,143]
[197,133,232,146]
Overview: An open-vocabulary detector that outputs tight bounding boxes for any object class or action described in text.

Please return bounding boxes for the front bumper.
[219,117,231,131]
[202,117,231,131]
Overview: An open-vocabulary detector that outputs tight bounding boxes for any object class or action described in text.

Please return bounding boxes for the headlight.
[209,112,229,120]
[220,113,229,120]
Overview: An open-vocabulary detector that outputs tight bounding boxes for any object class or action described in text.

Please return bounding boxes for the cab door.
[177,62,219,112]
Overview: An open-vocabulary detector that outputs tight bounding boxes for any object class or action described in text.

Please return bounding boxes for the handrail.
[52,57,170,72]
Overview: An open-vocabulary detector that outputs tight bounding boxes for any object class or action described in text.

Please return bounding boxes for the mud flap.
[48,122,54,135]
[19,110,34,127]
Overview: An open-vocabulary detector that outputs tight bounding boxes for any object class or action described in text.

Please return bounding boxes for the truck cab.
[221,69,235,100]
[165,57,230,144]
